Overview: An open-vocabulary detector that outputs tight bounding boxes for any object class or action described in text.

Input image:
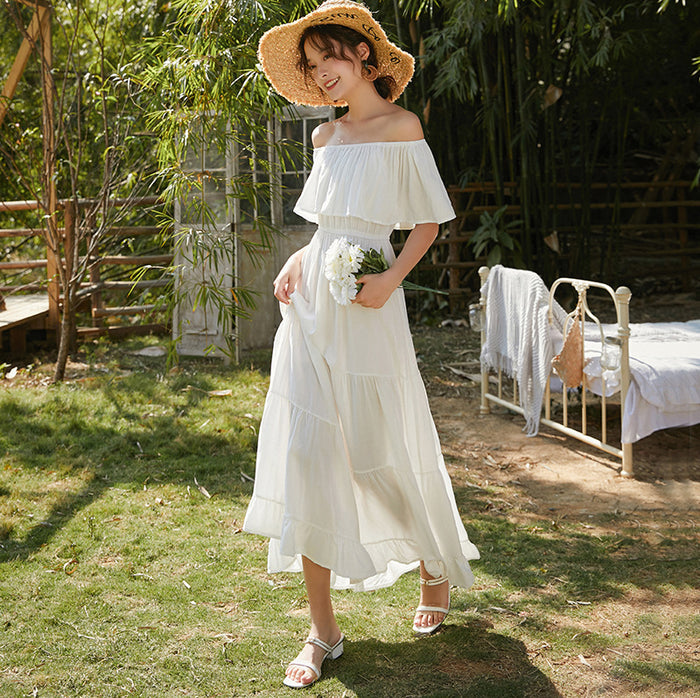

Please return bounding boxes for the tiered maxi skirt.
[243,214,479,592]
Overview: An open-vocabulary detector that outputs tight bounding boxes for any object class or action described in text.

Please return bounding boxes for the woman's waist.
[315,215,393,241]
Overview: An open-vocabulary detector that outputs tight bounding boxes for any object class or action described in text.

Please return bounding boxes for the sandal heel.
[328,638,344,660]
[283,634,344,689]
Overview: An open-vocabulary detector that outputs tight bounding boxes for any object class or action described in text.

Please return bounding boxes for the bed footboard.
[478,266,634,477]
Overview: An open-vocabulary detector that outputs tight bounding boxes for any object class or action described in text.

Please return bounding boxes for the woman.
[243,1,479,688]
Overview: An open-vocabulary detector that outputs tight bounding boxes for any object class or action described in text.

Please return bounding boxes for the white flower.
[329,278,357,306]
[343,243,363,274]
[326,253,347,279]
[324,238,364,306]
[323,235,445,306]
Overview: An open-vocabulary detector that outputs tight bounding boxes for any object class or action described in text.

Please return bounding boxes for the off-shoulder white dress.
[243,140,479,591]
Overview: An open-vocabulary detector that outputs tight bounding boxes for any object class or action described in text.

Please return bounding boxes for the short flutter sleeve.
[293,139,455,230]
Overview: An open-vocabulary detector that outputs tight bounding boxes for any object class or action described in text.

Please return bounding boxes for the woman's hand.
[352,222,439,309]
[353,223,439,309]
[274,248,305,304]
[353,270,399,309]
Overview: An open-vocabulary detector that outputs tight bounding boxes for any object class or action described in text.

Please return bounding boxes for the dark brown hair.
[297,25,397,101]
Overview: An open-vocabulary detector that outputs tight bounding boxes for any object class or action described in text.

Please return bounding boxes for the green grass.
[611,660,700,690]
[0,333,697,697]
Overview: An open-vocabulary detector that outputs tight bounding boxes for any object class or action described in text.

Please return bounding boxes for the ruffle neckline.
[294,139,456,230]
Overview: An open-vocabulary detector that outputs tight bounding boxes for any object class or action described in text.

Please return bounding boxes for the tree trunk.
[53,301,72,382]
[52,201,77,382]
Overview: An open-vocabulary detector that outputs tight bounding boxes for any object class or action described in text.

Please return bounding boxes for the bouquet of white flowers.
[323,237,446,306]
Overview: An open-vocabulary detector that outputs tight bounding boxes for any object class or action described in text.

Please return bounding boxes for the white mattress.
[580,320,700,443]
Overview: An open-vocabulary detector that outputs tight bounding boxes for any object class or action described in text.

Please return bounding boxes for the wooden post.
[37,4,59,331]
[87,210,104,327]
[0,10,42,126]
[447,191,460,313]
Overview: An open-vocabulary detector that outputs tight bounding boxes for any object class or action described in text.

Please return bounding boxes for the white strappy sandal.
[282,634,344,689]
[413,575,450,635]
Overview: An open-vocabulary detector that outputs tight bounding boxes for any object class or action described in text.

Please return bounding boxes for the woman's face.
[303,37,366,101]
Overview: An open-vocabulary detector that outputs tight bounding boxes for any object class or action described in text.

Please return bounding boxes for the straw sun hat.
[258,0,415,107]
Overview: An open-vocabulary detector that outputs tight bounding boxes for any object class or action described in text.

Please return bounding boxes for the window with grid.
[275,106,335,227]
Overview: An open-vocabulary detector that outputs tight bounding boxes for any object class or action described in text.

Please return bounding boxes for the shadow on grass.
[448,480,698,602]
[0,473,109,562]
[612,658,700,688]
[0,370,256,562]
[327,620,561,697]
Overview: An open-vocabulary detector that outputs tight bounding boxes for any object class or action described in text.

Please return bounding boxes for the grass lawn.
[0,332,697,697]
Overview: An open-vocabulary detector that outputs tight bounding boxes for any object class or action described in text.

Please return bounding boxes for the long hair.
[297,25,397,101]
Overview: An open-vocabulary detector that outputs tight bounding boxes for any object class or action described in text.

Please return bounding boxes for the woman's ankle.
[309,620,341,643]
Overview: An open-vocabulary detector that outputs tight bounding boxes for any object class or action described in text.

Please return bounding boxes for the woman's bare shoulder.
[386,107,424,141]
[312,121,336,148]
[312,108,424,147]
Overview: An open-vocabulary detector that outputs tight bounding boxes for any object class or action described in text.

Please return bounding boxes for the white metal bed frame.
[478,265,635,477]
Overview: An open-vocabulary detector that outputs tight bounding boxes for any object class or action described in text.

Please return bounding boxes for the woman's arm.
[353,222,439,309]
[353,109,440,308]
[274,245,308,304]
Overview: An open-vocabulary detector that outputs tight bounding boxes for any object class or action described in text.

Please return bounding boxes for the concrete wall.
[236,226,315,351]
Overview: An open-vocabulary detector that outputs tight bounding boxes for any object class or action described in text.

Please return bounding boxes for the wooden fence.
[412,179,700,311]
[0,196,171,346]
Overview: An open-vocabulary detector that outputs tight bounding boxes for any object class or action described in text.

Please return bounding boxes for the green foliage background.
[1,0,698,314]
[0,0,167,204]
[401,0,700,278]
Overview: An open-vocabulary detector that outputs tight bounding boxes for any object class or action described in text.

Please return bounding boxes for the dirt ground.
[434,396,699,514]
[418,288,700,507]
